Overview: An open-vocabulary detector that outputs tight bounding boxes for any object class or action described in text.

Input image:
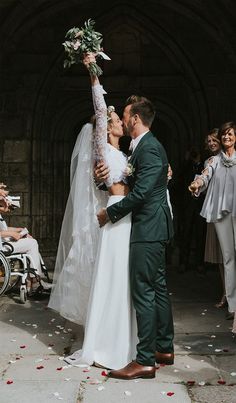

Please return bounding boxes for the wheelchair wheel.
[6,258,23,291]
[0,251,11,296]
[20,286,27,304]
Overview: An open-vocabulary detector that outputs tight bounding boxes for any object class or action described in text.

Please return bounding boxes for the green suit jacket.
[107,131,174,243]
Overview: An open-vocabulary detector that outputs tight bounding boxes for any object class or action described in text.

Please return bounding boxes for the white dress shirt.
[129,131,149,153]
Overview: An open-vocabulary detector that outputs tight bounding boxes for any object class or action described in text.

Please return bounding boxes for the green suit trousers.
[130,241,174,366]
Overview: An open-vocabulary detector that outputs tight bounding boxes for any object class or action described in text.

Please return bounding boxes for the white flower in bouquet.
[63,19,110,76]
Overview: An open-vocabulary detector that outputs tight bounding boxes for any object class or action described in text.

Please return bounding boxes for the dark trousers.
[130,241,174,366]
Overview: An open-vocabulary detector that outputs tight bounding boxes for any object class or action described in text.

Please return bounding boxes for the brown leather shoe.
[155,352,174,365]
[108,361,155,380]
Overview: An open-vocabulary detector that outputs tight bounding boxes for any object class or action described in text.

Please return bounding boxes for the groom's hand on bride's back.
[94,162,110,182]
[97,208,110,227]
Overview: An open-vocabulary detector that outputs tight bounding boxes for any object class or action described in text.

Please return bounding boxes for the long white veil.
[48,123,108,325]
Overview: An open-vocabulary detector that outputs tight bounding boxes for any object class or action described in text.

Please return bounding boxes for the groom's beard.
[123,122,132,137]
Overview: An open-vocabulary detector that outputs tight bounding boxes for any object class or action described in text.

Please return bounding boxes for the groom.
[97,95,174,380]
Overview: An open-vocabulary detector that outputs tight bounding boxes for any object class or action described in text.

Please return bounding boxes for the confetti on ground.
[230,372,236,376]
[32,334,37,339]
[185,346,191,350]
[124,390,132,396]
[215,349,222,352]
[97,385,105,391]
[198,381,205,386]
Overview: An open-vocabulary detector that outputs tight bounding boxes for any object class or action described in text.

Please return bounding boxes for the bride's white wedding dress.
[50,83,136,369]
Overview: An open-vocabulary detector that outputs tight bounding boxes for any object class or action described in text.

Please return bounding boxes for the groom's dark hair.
[125,95,156,128]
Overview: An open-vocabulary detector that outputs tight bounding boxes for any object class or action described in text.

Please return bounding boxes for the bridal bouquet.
[63,19,110,76]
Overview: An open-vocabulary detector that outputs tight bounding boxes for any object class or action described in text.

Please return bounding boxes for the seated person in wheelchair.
[0,213,51,292]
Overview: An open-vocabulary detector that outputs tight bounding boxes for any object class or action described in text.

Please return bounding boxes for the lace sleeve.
[92,84,113,188]
[194,156,216,195]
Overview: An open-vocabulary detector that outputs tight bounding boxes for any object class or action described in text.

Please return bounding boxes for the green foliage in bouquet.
[63,19,103,76]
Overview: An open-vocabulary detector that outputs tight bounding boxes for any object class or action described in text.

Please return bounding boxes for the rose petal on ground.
[185,365,190,369]
[167,392,175,396]
[215,349,222,352]
[20,345,26,349]
[218,380,226,385]
[230,372,236,376]
[57,367,63,371]
[36,365,44,370]
[101,370,108,376]
[187,380,195,385]
[48,343,54,347]
[211,335,216,338]
[124,391,132,396]
[185,346,191,350]
[223,349,229,352]
[173,369,179,373]
[64,378,71,381]
[6,380,13,384]
[9,360,16,364]
[97,385,105,391]
[198,381,205,386]
[32,335,37,339]
[208,344,213,347]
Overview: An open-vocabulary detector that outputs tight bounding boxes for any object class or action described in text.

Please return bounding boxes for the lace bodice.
[92,84,127,188]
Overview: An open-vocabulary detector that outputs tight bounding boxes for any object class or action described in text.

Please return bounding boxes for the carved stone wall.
[0,0,236,262]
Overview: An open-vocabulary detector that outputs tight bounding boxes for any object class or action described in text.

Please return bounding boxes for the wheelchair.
[0,241,50,304]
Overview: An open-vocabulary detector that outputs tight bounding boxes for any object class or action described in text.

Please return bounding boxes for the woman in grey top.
[189,121,236,338]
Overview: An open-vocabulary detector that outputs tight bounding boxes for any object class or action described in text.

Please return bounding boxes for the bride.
[49,53,136,369]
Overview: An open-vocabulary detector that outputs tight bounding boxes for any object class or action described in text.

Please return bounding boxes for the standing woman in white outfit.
[189,121,236,338]
[51,53,135,369]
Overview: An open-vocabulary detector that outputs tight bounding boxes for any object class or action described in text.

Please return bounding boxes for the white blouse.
[92,84,128,188]
[198,151,236,222]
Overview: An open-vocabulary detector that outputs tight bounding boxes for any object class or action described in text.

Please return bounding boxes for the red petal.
[36,366,44,370]
[218,380,226,385]
[167,392,175,396]
[15,357,20,360]
[6,380,13,385]
[223,349,229,352]
[86,376,90,379]
[56,367,63,371]
[48,343,54,347]
[20,345,26,349]
[101,370,108,376]
[187,380,195,385]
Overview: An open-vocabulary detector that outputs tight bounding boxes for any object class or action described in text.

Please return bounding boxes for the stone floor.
[0,265,236,403]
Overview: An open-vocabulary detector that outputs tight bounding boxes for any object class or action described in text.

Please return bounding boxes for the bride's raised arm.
[83,53,112,188]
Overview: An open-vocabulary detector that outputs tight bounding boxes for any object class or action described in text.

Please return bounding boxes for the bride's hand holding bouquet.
[63,19,110,76]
